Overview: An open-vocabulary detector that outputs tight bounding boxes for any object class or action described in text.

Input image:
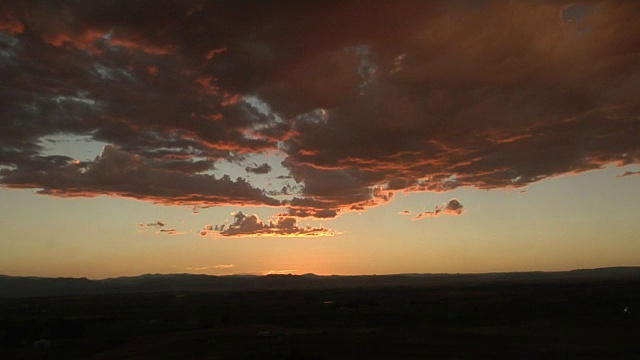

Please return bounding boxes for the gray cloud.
[139,221,165,228]
[245,162,272,175]
[214,211,334,237]
[616,170,640,178]
[1,145,280,207]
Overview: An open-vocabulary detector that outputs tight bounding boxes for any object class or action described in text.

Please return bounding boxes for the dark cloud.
[139,221,165,228]
[266,183,298,196]
[0,1,638,221]
[616,170,640,178]
[159,229,183,235]
[245,162,272,174]
[1,145,280,207]
[413,199,464,220]
[214,211,334,237]
[138,220,184,235]
[273,1,640,217]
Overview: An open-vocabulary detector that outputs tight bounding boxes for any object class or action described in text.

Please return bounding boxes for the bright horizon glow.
[1,164,638,279]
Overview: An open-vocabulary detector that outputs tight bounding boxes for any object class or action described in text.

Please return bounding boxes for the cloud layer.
[1,1,639,235]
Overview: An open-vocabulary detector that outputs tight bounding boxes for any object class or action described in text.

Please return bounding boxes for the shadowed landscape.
[1,267,639,359]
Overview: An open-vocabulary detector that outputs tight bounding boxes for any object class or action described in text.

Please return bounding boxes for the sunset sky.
[1,1,638,279]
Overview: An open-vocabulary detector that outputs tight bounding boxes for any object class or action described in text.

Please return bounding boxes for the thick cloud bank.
[1,1,639,235]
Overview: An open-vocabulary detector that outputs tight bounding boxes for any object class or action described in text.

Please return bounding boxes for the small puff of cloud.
[159,228,187,235]
[245,162,272,174]
[139,220,165,228]
[413,199,464,220]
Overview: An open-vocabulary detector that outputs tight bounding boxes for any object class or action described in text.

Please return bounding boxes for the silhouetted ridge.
[1,267,639,298]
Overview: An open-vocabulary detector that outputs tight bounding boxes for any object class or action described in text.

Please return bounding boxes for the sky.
[0,1,639,279]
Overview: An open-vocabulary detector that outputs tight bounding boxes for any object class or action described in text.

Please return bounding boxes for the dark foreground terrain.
[1,271,639,359]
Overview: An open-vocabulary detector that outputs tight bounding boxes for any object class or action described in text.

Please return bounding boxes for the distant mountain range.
[1,267,639,298]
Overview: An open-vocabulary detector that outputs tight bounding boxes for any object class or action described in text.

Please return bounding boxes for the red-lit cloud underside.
[1,1,639,237]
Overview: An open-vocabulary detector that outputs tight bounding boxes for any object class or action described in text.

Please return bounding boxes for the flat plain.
[1,274,639,359]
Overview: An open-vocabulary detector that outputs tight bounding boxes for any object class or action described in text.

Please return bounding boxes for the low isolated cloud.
[214,211,334,237]
[185,266,208,271]
[159,229,185,236]
[413,199,464,220]
[214,264,234,269]
[398,210,412,215]
[265,269,297,275]
[200,224,214,237]
[186,264,234,271]
[139,221,165,228]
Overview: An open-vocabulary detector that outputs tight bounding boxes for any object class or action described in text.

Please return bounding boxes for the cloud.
[398,210,412,215]
[272,1,640,217]
[0,1,638,222]
[245,162,272,174]
[199,224,214,236]
[185,264,233,271]
[0,13,24,35]
[265,269,297,275]
[214,211,335,237]
[159,229,184,236]
[138,220,186,235]
[1,145,280,207]
[616,170,640,178]
[185,266,209,271]
[139,221,165,228]
[213,264,234,269]
[413,199,464,220]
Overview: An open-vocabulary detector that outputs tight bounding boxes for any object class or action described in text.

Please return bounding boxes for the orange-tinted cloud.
[0,1,638,223]
[413,199,464,220]
[213,264,234,269]
[109,36,175,55]
[206,47,227,60]
[0,13,24,35]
